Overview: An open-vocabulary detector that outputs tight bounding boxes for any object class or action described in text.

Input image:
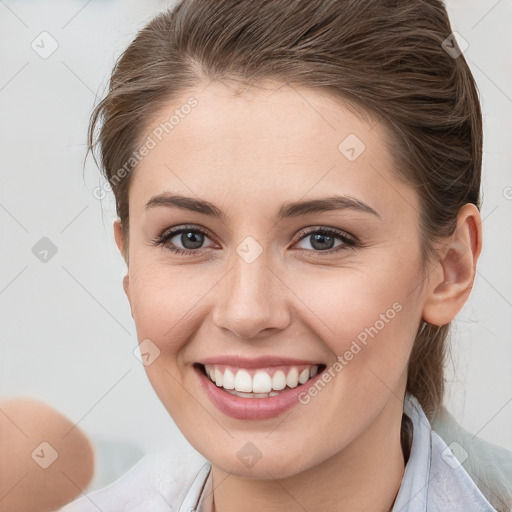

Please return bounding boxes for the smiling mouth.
[195,363,327,398]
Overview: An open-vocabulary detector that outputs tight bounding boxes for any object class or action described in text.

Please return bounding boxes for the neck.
[211,395,407,512]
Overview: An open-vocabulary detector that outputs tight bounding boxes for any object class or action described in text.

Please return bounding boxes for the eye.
[151,225,358,256]
[293,227,357,254]
[150,225,216,255]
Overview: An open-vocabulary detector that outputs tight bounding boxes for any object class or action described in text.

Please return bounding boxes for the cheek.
[128,261,207,342]
[289,260,422,379]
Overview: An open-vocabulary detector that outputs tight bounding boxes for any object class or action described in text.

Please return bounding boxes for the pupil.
[182,231,203,249]
[311,234,333,251]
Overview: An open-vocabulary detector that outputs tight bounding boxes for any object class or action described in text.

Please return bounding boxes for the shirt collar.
[393,393,496,511]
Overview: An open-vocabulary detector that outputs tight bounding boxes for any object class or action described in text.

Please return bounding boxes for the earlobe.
[122,274,130,298]
[422,203,482,326]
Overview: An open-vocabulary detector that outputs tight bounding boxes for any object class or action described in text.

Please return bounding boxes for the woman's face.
[116,81,430,478]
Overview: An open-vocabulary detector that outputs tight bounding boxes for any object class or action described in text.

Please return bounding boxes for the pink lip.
[194,363,326,421]
[198,355,324,368]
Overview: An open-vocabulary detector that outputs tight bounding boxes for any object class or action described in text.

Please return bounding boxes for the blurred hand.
[0,397,94,512]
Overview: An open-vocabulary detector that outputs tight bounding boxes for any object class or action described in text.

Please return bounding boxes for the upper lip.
[197,355,325,368]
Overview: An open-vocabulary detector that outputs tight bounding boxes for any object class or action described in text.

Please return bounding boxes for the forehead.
[129,80,412,220]
[145,79,386,154]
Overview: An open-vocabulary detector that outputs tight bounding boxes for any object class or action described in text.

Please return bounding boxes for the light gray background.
[0,0,511,476]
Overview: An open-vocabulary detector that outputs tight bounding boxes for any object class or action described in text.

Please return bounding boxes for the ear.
[422,203,483,326]
[113,220,130,301]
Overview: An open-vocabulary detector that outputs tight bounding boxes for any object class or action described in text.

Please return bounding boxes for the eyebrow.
[144,193,381,220]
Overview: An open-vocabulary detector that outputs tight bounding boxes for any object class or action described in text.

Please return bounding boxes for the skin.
[0,398,94,512]
[113,80,482,512]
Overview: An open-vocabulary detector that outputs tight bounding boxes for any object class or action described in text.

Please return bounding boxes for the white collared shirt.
[60,393,501,512]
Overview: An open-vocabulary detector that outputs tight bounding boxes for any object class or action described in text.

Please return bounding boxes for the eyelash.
[150,224,359,257]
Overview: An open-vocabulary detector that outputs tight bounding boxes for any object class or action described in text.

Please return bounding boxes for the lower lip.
[195,364,325,420]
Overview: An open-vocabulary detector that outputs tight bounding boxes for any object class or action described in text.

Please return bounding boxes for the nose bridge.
[212,237,290,338]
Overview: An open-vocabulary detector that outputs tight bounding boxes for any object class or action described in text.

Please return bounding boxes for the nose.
[211,248,292,340]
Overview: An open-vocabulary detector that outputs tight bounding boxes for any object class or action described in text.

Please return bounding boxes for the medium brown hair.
[88,0,481,427]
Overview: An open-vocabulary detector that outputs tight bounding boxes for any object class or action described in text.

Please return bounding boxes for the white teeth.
[272,370,286,391]
[203,364,320,395]
[252,371,272,393]
[223,368,235,389]
[298,368,310,384]
[234,369,252,392]
[286,367,299,388]
[214,368,223,387]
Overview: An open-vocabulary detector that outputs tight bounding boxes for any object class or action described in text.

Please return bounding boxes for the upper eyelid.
[296,226,355,241]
